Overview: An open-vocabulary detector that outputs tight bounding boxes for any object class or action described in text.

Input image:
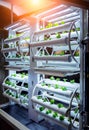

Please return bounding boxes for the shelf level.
[31,96,68,116]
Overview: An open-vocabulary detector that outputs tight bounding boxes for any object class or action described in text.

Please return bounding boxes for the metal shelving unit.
[1,19,31,109]
[30,4,81,130]
[1,19,30,70]
[2,73,29,109]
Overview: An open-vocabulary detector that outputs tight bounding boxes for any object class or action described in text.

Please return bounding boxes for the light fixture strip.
[36,4,66,17]
[48,10,78,23]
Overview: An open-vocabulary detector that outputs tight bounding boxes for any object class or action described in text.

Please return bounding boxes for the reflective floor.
[2,104,65,130]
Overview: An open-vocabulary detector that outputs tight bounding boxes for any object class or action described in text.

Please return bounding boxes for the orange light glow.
[32,0,40,4]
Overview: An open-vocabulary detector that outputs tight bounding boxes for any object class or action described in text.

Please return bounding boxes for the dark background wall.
[0,5,18,104]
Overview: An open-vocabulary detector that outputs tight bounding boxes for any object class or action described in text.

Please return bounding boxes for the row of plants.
[36,96,79,119]
[41,82,68,91]
[40,76,77,91]
[4,78,28,90]
[38,29,80,42]
[40,22,80,31]
[5,89,19,99]
[37,96,65,108]
[5,89,28,100]
[50,76,75,83]
[11,73,28,78]
[39,106,65,121]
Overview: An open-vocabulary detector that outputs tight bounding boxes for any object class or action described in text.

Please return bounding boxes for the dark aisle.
[2,104,66,130]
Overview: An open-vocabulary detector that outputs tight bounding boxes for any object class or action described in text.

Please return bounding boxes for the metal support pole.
[81,10,89,130]
[11,3,13,24]
[84,10,89,130]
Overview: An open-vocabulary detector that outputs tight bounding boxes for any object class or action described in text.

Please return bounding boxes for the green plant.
[54,84,59,89]
[41,82,46,86]
[57,103,64,108]
[59,115,65,121]
[56,78,60,81]
[24,84,28,88]
[46,109,52,114]
[60,86,67,91]
[53,112,58,118]
[61,21,65,25]
[50,76,55,80]
[50,99,55,104]
[37,96,42,99]
[48,84,51,88]
[39,106,45,111]
[74,108,79,113]
[56,33,61,39]
[53,22,59,27]
[70,79,75,83]
[63,78,67,82]
[43,98,48,102]
[21,73,26,78]
[76,27,80,31]
[59,51,65,56]
[11,73,16,77]
[46,23,53,28]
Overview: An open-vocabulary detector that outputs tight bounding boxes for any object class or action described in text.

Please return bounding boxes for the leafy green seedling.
[53,22,59,27]
[50,76,55,80]
[76,27,80,31]
[63,79,67,82]
[61,21,65,25]
[59,115,65,121]
[11,73,16,77]
[74,108,79,113]
[37,96,42,99]
[56,78,60,81]
[39,106,45,111]
[55,84,59,89]
[43,98,48,102]
[70,80,75,83]
[24,84,28,88]
[46,109,52,114]
[50,99,55,104]
[57,103,64,108]
[56,33,61,39]
[41,82,46,86]
[53,112,58,118]
[48,84,51,88]
[60,86,67,91]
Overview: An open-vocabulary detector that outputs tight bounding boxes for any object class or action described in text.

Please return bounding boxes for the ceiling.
[0,0,89,17]
[0,0,89,39]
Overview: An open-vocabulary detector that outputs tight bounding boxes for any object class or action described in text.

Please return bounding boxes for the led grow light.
[48,12,79,22]
[12,23,30,31]
[36,5,66,17]
[42,8,72,21]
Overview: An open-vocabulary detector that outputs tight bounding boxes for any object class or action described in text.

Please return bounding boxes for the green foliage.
[74,108,79,113]
[46,109,52,114]
[63,78,67,82]
[53,22,59,27]
[56,33,61,39]
[53,112,58,118]
[50,99,55,104]
[50,76,55,80]
[56,78,60,81]
[60,86,67,91]
[41,82,46,86]
[39,106,45,111]
[59,115,65,121]
[70,79,75,83]
[61,21,65,25]
[37,96,42,99]
[57,103,64,108]
[54,84,59,89]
